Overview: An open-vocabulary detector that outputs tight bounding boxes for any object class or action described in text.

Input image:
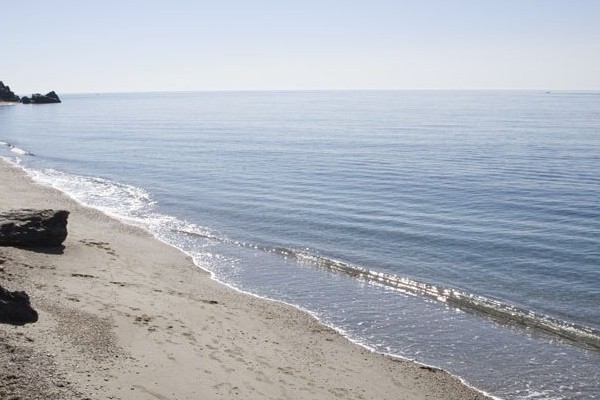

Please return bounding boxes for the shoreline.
[1,159,491,399]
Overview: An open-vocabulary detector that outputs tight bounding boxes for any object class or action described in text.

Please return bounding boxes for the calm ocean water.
[1,91,599,399]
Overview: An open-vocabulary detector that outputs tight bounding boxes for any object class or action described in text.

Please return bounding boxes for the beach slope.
[0,159,489,400]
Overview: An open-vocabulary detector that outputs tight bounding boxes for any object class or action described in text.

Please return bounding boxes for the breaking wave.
[0,141,33,156]
[266,248,600,351]
[174,216,600,352]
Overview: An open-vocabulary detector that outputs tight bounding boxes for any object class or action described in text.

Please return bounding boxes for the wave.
[0,140,34,156]
[265,248,600,351]
[26,168,154,216]
[180,219,600,352]
[11,147,31,155]
[22,165,600,353]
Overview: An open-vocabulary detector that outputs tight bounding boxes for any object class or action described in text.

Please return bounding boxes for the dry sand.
[0,159,490,400]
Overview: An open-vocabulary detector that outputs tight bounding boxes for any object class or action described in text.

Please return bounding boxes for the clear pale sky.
[2,0,599,93]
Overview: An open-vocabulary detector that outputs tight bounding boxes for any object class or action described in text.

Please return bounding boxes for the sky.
[2,0,600,93]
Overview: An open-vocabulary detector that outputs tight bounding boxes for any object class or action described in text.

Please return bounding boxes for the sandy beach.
[0,159,490,400]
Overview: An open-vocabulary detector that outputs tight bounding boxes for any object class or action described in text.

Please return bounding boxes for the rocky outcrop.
[0,286,38,325]
[0,209,69,247]
[21,91,61,104]
[0,81,61,104]
[0,81,20,102]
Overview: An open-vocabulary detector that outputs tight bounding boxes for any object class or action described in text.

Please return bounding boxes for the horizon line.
[38,88,600,96]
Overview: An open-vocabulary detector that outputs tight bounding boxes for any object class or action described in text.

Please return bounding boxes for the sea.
[1,91,599,399]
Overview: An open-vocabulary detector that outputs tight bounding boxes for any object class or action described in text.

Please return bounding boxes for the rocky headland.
[0,80,61,104]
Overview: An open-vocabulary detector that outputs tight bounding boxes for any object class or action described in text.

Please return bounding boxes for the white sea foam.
[24,167,218,251]
[27,168,153,216]
[8,145,32,155]
[0,141,30,155]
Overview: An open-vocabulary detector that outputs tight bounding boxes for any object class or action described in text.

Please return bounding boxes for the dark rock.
[22,91,61,104]
[0,81,20,102]
[0,81,62,104]
[0,285,38,325]
[45,91,60,102]
[0,209,69,247]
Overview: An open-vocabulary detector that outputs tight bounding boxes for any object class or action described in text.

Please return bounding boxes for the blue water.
[1,91,599,399]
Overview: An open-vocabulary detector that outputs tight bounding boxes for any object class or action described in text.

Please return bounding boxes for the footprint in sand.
[80,239,118,257]
[71,273,97,279]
